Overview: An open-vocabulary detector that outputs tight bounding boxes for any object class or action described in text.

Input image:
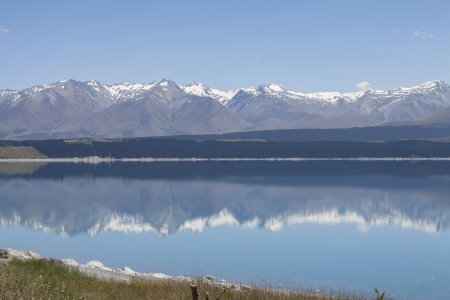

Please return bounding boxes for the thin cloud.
[392,28,400,34]
[0,26,9,33]
[356,81,371,91]
[413,30,434,39]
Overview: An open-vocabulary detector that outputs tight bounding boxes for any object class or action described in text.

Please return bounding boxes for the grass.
[0,146,47,159]
[0,259,364,300]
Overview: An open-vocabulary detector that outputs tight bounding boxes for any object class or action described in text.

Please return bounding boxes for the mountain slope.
[181,82,236,105]
[0,79,449,139]
[0,80,110,139]
[226,80,450,130]
[53,79,246,138]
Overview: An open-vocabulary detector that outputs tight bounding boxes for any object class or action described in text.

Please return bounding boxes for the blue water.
[0,161,449,299]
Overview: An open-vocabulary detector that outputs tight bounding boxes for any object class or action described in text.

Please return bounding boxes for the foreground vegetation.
[0,259,365,300]
[0,146,47,159]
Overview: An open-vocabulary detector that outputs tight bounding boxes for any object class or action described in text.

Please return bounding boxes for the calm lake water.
[1,161,450,299]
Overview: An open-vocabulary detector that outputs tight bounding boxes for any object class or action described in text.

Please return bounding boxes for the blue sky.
[1,0,449,92]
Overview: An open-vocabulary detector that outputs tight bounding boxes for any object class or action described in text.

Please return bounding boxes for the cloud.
[413,30,434,39]
[0,26,9,33]
[392,28,400,34]
[356,81,371,91]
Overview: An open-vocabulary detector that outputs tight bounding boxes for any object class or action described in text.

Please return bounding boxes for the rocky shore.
[0,248,249,291]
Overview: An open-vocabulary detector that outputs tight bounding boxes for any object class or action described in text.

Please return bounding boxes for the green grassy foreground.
[0,259,364,300]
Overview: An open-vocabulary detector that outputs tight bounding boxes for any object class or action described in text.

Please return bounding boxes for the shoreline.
[2,156,450,163]
[0,248,366,299]
[0,248,236,288]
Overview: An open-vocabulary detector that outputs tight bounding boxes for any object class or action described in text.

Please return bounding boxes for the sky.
[1,0,450,92]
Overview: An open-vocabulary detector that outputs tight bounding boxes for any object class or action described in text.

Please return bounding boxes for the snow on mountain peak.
[87,79,101,86]
[251,83,286,97]
[266,84,284,92]
[4,78,449,108]
[0,89,18,97]
[418,80,445,88]
[182,82,211,96]
[24,80,70,95]
[156,78,178,87]
[237,83,363,104]
[181,82,237,104]
[104,82,156,101]
[397,80,446,93]
[86,80,104,92]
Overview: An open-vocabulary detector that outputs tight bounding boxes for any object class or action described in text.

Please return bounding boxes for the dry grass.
[0,259,364,300]
[0,146,47,159]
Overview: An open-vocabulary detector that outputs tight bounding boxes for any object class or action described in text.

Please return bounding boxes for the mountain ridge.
[1,79,449,139]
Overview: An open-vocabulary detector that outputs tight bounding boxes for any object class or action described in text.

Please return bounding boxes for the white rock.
[0,248,42,260]
[240,285,252,291]
[149,272,172,279]
[118,266,137,275]
[85,260,112,271]
[205,274,216,281]
[60,258,80,267]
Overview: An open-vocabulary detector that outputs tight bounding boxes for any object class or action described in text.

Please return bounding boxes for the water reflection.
[1,161,449,236]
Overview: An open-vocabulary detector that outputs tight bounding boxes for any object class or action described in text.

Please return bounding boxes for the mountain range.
[1,79,450,139]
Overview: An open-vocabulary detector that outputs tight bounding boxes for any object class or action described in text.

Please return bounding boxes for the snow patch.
[104,82,156,102]
[181,82,237,104]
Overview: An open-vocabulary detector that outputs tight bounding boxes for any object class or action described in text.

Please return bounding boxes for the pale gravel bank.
[2,157,450,163]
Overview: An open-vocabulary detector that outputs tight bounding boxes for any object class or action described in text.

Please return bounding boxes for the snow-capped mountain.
[0,89,19,106]
[0,89,18,98]
[181,82,237,105]
[0,79,449,139]
[91,80,156,103]
[233,83,364,103]
[227,80,450,130]
[53,79,246,138]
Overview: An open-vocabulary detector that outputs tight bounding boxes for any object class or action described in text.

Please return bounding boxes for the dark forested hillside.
[1,138,450,158]
[163,125,450,142]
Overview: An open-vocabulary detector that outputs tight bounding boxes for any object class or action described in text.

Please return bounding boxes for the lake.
[1,161,449,299]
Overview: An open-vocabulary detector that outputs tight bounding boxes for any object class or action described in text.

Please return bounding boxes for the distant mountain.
[0,80,110,139]
[55,79,246,138]
[1,79,449,139]
[227,80,450,130]
[181,82,236,105]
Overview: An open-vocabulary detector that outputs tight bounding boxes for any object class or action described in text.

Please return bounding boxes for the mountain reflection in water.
[1,161,449,236]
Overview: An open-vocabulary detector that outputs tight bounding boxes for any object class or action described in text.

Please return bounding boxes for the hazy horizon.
[1,0,450,92]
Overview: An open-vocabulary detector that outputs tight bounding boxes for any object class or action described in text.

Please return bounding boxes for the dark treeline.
[1,138,450,158]
[163,124,450,142]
